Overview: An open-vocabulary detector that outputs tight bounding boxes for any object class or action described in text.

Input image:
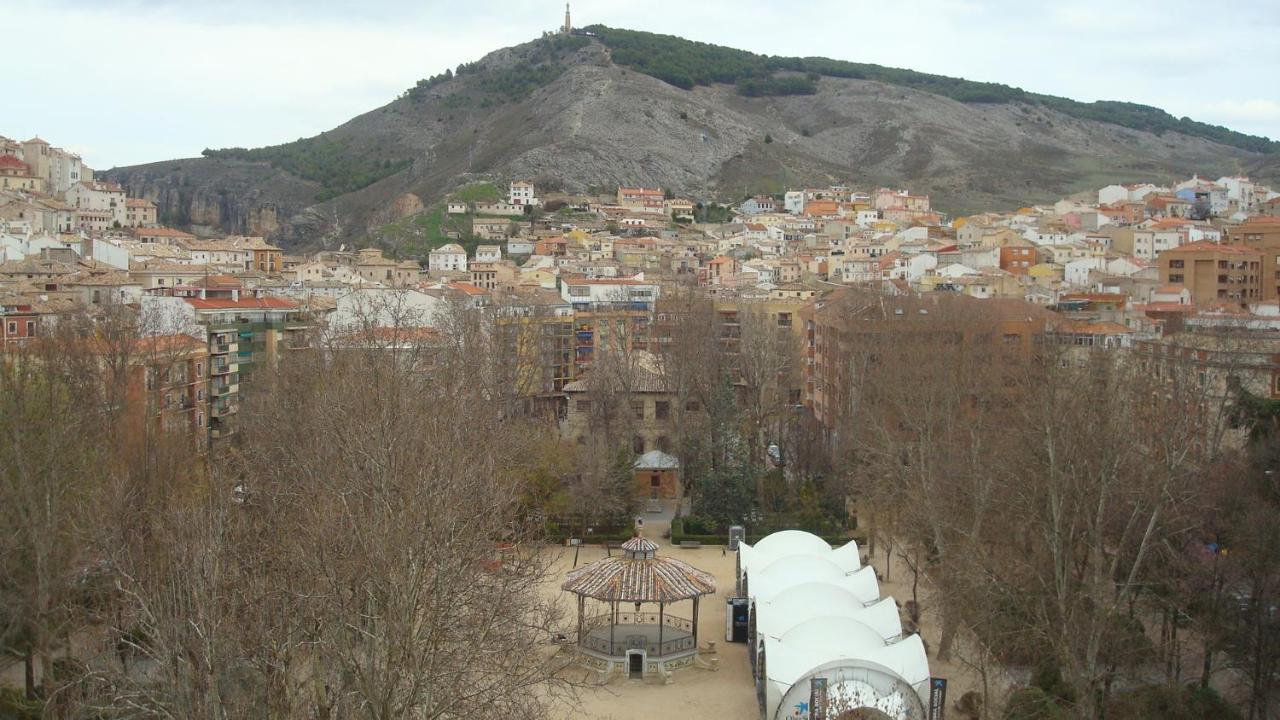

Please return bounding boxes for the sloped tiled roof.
[561,540,715,603]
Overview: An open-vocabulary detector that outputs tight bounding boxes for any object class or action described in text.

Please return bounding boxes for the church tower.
[562,3,572,34]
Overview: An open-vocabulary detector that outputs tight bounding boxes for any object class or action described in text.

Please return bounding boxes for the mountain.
[105,27,1280,251]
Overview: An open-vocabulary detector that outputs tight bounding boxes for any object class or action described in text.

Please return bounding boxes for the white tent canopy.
[742,531,929,720]
[738,530,861,584]
[749,559,880,604]
[764,620,930,720]
[756,586,902,645]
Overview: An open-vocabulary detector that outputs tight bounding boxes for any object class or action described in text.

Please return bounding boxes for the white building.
[65,180,127,227]
[475,244,502,263]
[508,180,538,207]
[330,288,443,334]
[559,276,659,308]
[784,191,805,214]
[1217,176,1256,211]
[428,243,468,273]
[1065,257,1108,286]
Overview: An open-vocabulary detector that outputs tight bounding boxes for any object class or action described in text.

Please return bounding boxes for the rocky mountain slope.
[105,30,1280,251]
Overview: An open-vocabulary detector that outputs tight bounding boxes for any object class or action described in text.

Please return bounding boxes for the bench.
[678,540,703,549]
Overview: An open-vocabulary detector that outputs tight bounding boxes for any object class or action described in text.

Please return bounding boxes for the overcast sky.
[5,0,1278,169]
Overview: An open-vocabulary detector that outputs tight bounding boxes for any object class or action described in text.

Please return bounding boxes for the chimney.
[232,288,239,302]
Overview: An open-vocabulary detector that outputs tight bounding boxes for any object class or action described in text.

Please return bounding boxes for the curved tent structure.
[763,619,929,720]
[739,531,929,720]
[749,559,880,604]
[756,587,902,646]
[736,529,861,593]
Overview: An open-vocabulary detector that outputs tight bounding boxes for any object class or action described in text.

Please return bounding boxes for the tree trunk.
[24,649,35,700]
[937,610,957,662]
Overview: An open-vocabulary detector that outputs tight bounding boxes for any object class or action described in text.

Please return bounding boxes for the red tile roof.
[1168,240,1256,254]
[184,296,298,310]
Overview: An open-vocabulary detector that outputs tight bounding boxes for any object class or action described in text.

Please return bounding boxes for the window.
[1170,259,1185,269]
[25,321,33,335]
[632,401,645,419]
[777,313,792,328]
[632,435,645,454]
[655,401,670,420]
[197,413,204,427]
[650,474,660,488]
[196,362,203,376]
[1003,333,1020,345]
[575,400,591,413]
[1169,274,1183,283]
[5,321,15,335]
[685,400,701,412]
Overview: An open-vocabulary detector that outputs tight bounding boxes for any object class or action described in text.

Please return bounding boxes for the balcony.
[211,400,238,418]
[212,382,239,397]
[211,342,238,355]
[211,360,239,375]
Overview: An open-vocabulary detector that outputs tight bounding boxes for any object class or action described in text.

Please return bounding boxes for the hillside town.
[4,130,1280,720]
[4,132,1280,449]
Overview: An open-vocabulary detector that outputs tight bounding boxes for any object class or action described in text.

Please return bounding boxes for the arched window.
[632,435,645,454]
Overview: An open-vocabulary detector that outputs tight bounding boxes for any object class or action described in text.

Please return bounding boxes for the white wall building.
[508,180,538,207]
[559,277,659,307]
[330,288,443,334]
[428,243,468,273]
[66,181,127,227]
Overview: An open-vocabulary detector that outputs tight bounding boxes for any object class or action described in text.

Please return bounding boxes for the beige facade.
[124,198,158,227]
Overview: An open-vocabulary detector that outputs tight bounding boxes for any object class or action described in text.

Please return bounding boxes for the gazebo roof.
[562,539,716,603]
[633,450,679,470]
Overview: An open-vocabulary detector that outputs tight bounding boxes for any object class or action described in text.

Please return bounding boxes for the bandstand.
[562,536,716,678]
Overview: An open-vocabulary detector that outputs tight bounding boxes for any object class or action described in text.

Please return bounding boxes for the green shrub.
[1002,687,1070,720]
[1105,684,1241,720]
[202,137,409,201]
[0,688,41,720]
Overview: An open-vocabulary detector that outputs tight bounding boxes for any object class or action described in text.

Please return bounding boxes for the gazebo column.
[658,602,665,654]
[577,595,584,646]
[609,601,615,653]
[692,596,700,647]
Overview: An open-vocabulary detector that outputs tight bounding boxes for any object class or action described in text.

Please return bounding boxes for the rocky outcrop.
[105,35,1280,252]
[107,158,320,240]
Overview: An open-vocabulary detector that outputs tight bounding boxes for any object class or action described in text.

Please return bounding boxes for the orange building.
[1226,217,1280,301]
[804,200,840,218]
[999,245,1038,275]
[92,334,211,453]
[1159,241,1262,307]
[806,289,1050,431]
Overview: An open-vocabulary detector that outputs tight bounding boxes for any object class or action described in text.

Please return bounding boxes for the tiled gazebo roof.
[562,539,716,603]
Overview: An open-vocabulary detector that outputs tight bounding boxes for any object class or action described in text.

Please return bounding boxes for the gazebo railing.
[579,612,697,657]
